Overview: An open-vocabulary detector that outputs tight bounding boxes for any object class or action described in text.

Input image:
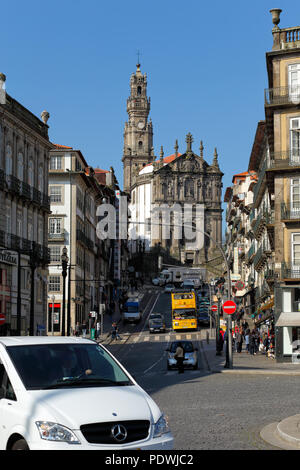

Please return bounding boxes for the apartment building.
[48,146,114,335]
[0,74,52,335]
[225,10,300,361]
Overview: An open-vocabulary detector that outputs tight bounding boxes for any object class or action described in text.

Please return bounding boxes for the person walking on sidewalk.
[249,331,256,355]
[236,329,243,353]
[245,331,250,353]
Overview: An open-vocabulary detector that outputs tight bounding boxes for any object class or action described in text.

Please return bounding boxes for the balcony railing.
[268,151,300,169]
[282,263,300,280]
[32,187,42,205]
[265,86,300,106]
[6,175,21,195]
[281,202,300,221]
[77,229,94,251]
[48,231,66,242]
[0,170,5,190]
[20,181,32,200]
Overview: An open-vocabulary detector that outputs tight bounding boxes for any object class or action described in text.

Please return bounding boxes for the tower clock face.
[137,121,144,130]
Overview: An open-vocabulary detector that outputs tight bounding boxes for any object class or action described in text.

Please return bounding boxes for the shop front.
[274,285,300,362]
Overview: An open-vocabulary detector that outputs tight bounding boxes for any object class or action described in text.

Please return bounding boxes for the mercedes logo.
[111,424,128,442]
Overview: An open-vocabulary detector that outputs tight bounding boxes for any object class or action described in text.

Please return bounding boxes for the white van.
[0,337,173,450]
[122,299,142,323]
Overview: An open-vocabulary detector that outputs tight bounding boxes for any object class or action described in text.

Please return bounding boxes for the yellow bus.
[171,291,197,330]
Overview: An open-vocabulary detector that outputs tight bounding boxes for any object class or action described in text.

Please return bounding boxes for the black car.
[148,313,166,333]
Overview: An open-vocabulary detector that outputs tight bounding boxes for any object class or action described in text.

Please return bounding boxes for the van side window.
[0,363,16,401]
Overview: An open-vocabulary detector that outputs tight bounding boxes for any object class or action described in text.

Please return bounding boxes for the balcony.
[6,175,21,195]
[32,187,42,205]
[264,264,279,284]
[0,170,5,190]
[253,242,272,272]
[76,229,94,252]
[281,263,300,280]
[245,243,255,265]
[265,86,300,107]
[268,151,300,171]
[48,230,66,242]
[0,230,5,247]
[281,203,300,222]
[41,193,51,211]
[20,181,32,200]
[252,212,265,240]
[252,160,267,207]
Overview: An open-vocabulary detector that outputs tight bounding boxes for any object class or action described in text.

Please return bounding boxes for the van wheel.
[11,438,29,450]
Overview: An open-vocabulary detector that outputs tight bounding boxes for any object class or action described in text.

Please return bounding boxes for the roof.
[52,143,73,149]
[232,171,257,184]
[0,337,94,347]
[248,121,266,172]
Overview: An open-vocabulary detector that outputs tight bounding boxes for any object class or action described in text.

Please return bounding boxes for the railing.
[32,187,42,205]
[6,175,21,195]
[76,229,94,251]
[48,231,66,241]
[268,151,300,169]
[281,202,300,220]
[252,160,267,203]
[0,170,5,190]
[282,263,300,279]
[265,86,300,106]
[280,27,300,46]
[20,181,32,200]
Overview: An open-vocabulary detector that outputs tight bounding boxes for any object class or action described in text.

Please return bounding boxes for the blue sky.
[2,0,300,227]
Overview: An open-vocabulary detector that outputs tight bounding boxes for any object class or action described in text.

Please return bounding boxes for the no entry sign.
[222,300,237,315]
[211,305,218,312]
[0,314,6,326]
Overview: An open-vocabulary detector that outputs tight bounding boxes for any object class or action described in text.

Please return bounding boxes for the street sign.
[222,300,237,315]
[235,280,245,291]
[211,305,218,312]
[0,314,5,325]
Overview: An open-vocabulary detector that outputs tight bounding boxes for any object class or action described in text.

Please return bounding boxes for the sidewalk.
[200,339,300,375]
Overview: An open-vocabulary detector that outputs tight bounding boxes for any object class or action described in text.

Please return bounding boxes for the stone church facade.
[123,64,223,267]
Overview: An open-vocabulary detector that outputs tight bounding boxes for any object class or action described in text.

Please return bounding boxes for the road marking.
[186,334,191,339]
[144,336,150,342]
[155,335,159,341]
[176,335,181,340]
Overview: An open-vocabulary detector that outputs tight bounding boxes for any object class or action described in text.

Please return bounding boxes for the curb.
[210,368,300,376]
[260,415,300,450]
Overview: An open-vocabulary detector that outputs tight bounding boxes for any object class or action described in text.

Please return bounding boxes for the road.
[106,288,300,450]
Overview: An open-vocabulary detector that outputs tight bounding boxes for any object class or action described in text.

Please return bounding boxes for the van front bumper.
[28,432,174,450]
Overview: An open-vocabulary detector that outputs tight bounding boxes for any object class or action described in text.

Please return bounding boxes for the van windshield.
[7,343,132,390]
[125,305,139,313]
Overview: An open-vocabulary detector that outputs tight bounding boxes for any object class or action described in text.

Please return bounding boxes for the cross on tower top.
[186,132,193,152]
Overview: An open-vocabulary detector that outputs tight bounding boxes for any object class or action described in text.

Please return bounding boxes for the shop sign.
[0,251,17,266]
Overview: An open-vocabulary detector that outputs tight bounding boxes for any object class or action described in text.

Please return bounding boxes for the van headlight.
[36,421,80,444]
[153,414,170,437]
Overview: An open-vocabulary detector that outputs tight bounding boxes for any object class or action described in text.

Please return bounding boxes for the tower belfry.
[122,63,154,192]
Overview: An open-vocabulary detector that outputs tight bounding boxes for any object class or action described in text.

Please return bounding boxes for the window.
[5,144,12,175]
[50,246,61,262]
[6,202,11,234]
[291,178,300,217]
[17,152,24,181]
[49,155,62,170]
[49,186,62,203]
[288,64,300,104]
[28,160,34,186]
[49,276,61,292]
[290,118,300,163]
[0,363,16,401]
[292,234,300,272]
[38,166,44,193]
[49,218,62,234]
[137,86,141,96]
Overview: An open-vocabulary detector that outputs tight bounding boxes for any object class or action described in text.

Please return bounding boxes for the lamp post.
[51,294,55,336]
[61,246,69,336]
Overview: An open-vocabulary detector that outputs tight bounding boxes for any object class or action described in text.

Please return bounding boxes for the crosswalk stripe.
[176,335,181,340]
[155,336,160,341]
[186,334,191,339]
[144,336,150,342]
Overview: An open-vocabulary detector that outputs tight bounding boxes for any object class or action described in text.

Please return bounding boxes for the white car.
[164,284,175,293]
[0,337,173,450]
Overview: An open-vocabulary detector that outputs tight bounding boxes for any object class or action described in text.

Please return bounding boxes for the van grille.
[80,420,150,444]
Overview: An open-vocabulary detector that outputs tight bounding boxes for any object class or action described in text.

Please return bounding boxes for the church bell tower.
[122,62,154,192]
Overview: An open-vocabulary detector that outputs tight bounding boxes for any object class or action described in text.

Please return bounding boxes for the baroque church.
[122,63,223,267]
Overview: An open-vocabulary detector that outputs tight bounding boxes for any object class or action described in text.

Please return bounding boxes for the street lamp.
[61,246,69,336]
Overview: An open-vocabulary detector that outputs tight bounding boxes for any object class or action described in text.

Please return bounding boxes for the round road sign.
[211,305,218,312]
[0,314,6,326]
[222,300,237,315]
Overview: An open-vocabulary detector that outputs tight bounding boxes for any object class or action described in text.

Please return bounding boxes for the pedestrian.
[245,331,250,353]
[216,331,224,356]
[81,321,87,338]
[249,331,255,355]
[174,342,185,374]
[96,321,101,340]
[224,330,230,368]
[254,330,260,354]
[111,322,121,340]
[75,322,80,337]
[236,329,243,353]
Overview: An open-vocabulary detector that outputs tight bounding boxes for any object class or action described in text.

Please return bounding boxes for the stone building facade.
[124,65,223,268]
[0,74,52,335]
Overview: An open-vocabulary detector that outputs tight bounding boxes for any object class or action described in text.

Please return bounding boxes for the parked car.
[0,337,173,450]
[166,341,198,370]
[148,313,166,333]
[152,278,160,286]
[164,284,175,293]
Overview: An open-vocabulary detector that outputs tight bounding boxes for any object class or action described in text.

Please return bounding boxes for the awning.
[276,312,300,327]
